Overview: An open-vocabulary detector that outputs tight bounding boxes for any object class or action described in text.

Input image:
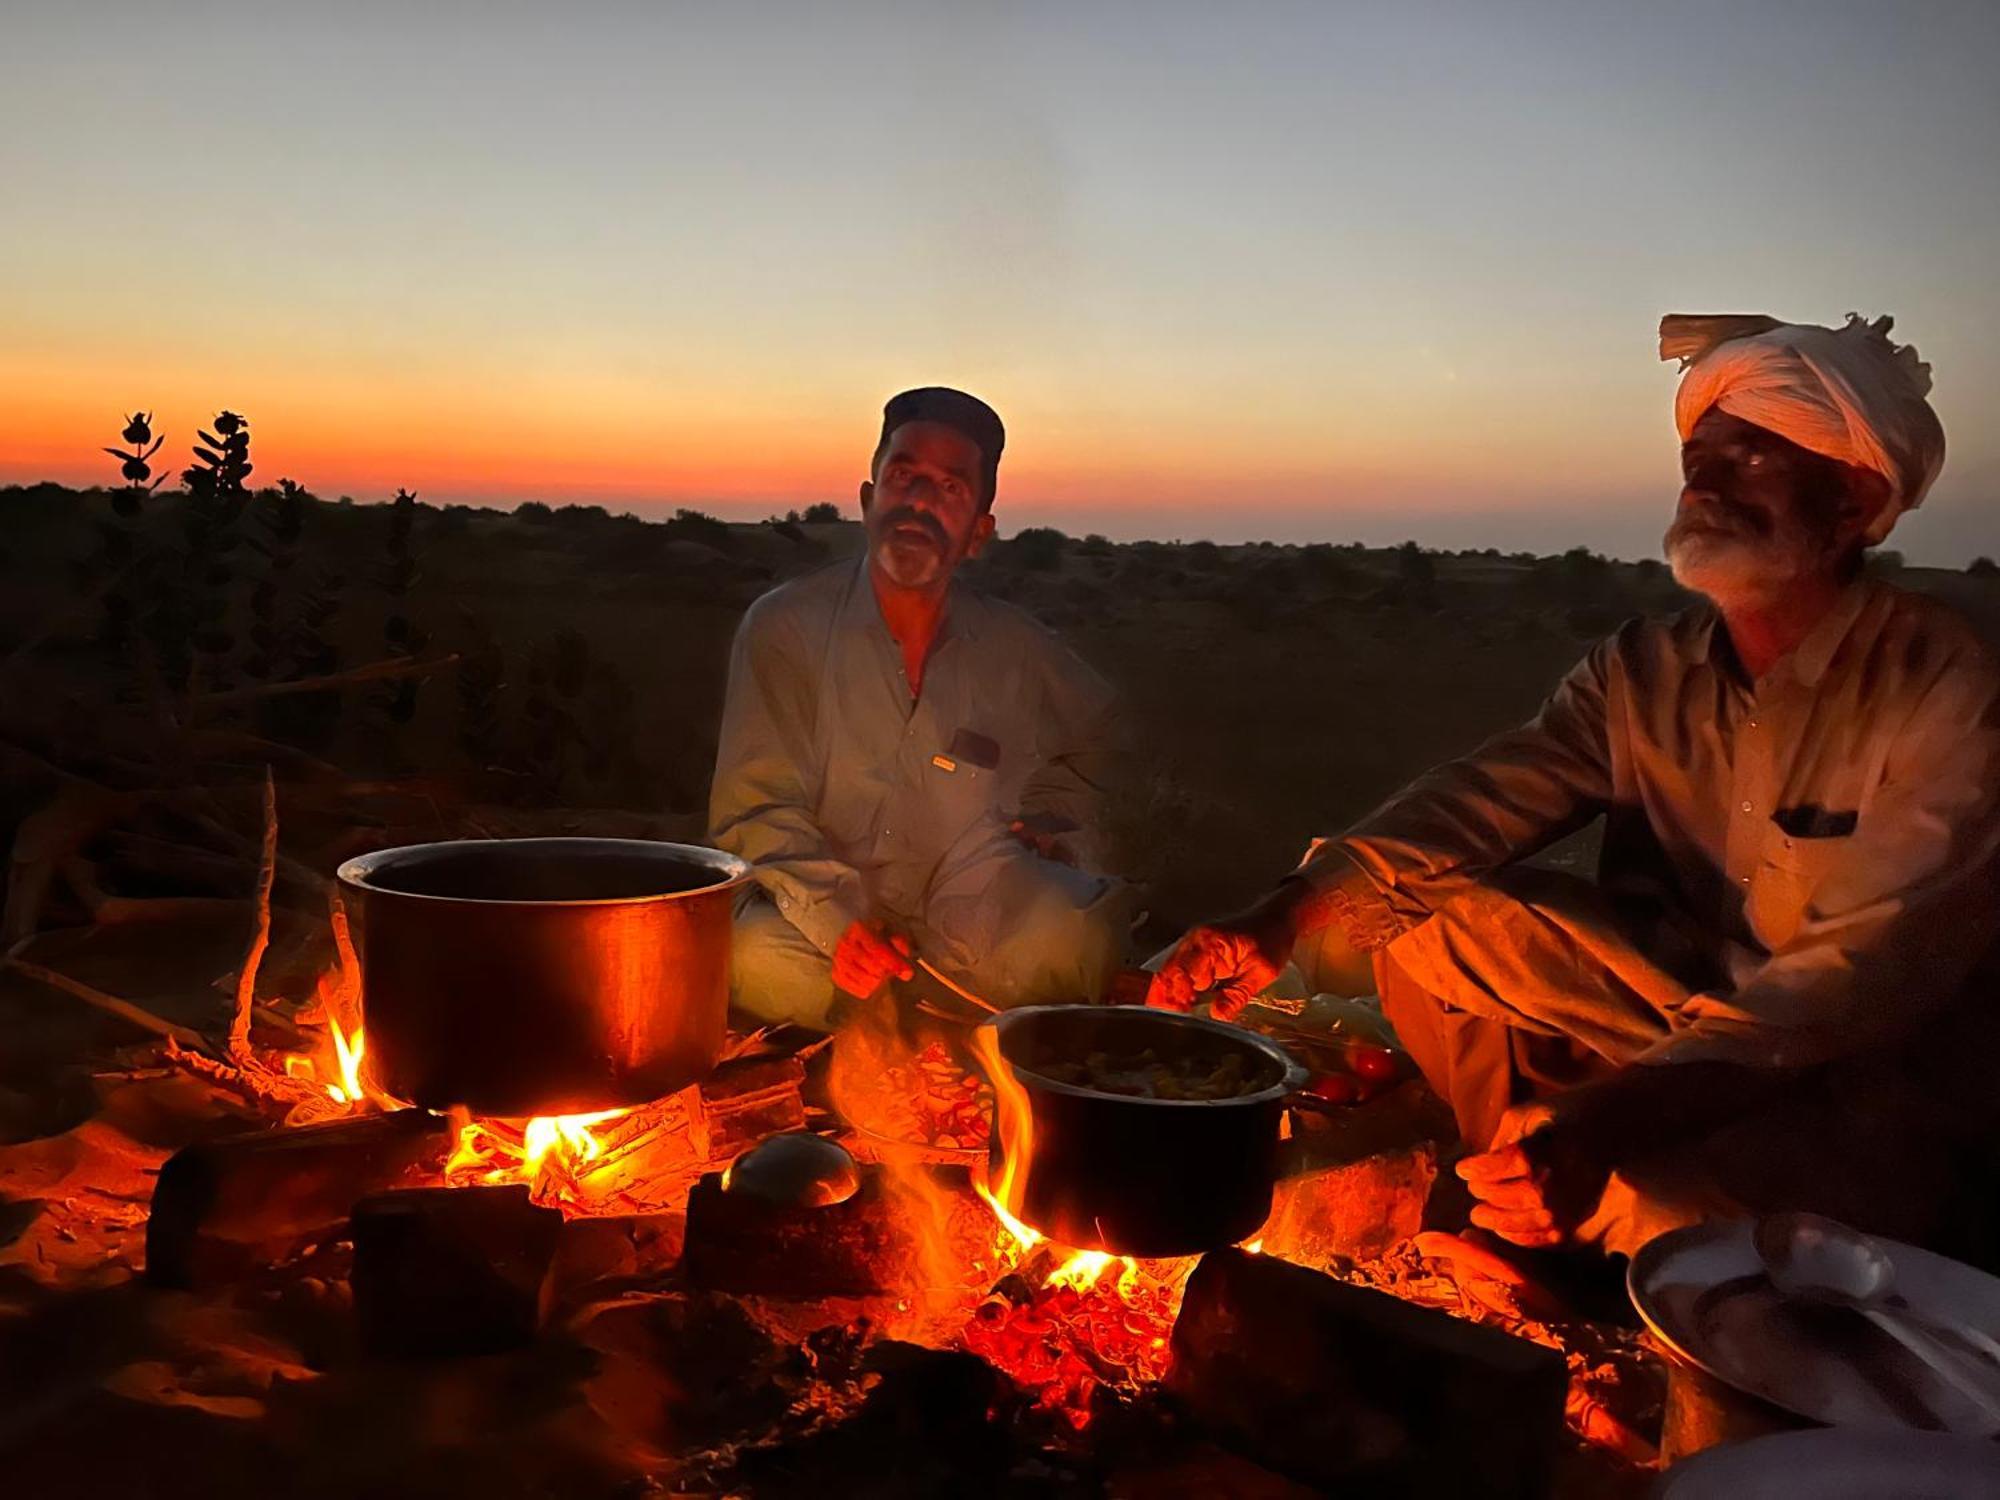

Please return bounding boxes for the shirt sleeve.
[1300,634,1617,941]
[1017,640,1122,871]
[1643,652,2000,1068]
[707,597,865,954]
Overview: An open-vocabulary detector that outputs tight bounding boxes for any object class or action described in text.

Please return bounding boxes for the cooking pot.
[981,1004,1309,1258]
[337,837,749,1116]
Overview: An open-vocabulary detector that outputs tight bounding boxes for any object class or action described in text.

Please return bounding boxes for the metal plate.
[1631,1219,2000,1436]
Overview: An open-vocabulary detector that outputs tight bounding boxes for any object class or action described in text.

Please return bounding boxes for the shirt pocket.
[921,738,1005,846]
[1748,826,1853,951]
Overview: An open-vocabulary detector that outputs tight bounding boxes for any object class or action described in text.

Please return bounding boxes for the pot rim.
[984,1003,1310,1109]
[336,836,751,908]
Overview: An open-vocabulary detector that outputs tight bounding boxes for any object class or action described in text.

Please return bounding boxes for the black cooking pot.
[982,1004,1309,1258]
[338,837,748,1116]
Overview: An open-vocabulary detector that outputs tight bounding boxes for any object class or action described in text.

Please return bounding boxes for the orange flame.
[281,1007,382,1110]
[444,1106,630,1200]
[968,1023,1037,1240]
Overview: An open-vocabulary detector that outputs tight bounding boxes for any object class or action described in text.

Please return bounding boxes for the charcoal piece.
[690,1054,808,1160]
[716,1342,1013,1498]
[349,1183,564,1357]
[145,1108,449,1289]
[1166,1247,1567,1499]
[684,1163,977,1298]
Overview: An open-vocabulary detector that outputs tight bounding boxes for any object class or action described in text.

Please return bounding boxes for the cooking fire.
[73,837,1657,1498]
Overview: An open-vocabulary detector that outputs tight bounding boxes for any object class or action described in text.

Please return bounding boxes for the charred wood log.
[350,1183,564,1357]
[684,1164,974,1299]
[146,1108,448,1288]
[1166,1247,1567,1499]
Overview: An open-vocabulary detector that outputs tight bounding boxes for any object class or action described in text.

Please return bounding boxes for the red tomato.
[1347,1044,1398,1083]
[1304,1072,1360,1105]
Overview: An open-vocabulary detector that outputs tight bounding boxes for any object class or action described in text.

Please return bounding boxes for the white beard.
[1665,522,1829,609]
[873,533,946,589]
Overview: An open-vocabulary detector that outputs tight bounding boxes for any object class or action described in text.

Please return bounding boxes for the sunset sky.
[4,1,1997,561]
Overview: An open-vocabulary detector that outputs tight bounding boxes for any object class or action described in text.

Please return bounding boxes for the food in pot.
[1027,1045,1264,1101]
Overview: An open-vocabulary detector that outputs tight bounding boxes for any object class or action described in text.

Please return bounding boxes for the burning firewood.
[683,1163,980,1299]
[1166,1247,1568,1498]
[145,1107,449,1288]
[688,1052,807,1161]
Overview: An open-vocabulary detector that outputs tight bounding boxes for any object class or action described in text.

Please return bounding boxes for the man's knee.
[955,869,1130,1008]
[731,897,837,1029]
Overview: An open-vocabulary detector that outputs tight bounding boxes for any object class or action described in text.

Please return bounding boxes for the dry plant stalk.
[228,767,278,1061]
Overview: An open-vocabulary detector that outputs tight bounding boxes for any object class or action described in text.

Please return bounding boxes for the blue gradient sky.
[3,0,1996,560]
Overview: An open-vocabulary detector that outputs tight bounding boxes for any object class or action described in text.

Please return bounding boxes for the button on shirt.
[1305,579,2000,1068]
[709,557,1120,953]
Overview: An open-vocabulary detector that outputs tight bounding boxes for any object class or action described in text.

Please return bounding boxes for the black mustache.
[879,507,948,548]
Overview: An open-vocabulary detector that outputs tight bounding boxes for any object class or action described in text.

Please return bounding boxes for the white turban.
[1660,312,1946,543]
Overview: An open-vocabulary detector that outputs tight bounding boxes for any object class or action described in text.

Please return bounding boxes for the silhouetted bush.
[801,501,843,524]
[663,508,733,550]
[516,501,554,523]
[1183,539,1222,571]
[1971,557,1999,577]
[1003,527,1069,571]
[554,503,610,527]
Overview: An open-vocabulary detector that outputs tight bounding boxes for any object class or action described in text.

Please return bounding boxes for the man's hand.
[832,919,914,1000]
[1147,885,1302,1022]
[1009,812,1078,866]
[1455,1101,1610,1249]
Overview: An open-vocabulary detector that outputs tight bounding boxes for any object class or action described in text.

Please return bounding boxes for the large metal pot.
[337,837,749,1116]
[982,1004,1309,1258]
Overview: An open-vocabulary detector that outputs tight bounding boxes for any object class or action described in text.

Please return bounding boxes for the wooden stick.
[914,957,1000,1015]
[229,767,277,1061]
[192,653,461,708]
[3,955,215,1054]
[328,891,362,1032]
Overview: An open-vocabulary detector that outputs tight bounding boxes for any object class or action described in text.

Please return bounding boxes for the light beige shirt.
[709,558,1119,953]
[1306,579,2000,1068]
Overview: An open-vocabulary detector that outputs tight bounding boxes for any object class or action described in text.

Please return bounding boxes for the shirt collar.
[1784,577,1875,688]
[843,554,980,648]
[1679,577,1876,690]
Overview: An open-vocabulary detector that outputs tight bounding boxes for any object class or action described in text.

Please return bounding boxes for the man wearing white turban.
[1154,313,2000,1261]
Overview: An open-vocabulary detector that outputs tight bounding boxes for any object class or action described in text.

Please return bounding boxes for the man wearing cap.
[1154,314,2000,1256]
[710,387,1127,1030]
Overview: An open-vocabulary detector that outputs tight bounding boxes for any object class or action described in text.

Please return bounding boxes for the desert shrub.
[516,500,554,523]
[554,503,610,527]
[1525,546,1612,608]
[664,508,733,550]
[160,410,255,691]
[1971,557,1999,577]
[1077,533,1114,556]
[1300,542,1360,592]
[363,489,428,766]
[250,479,346,750]
[768,519,805,544]
[1002,526,1068,572]
[801,501,843,524]
[1394,541,1439,608]
[1183,539,1222,571]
